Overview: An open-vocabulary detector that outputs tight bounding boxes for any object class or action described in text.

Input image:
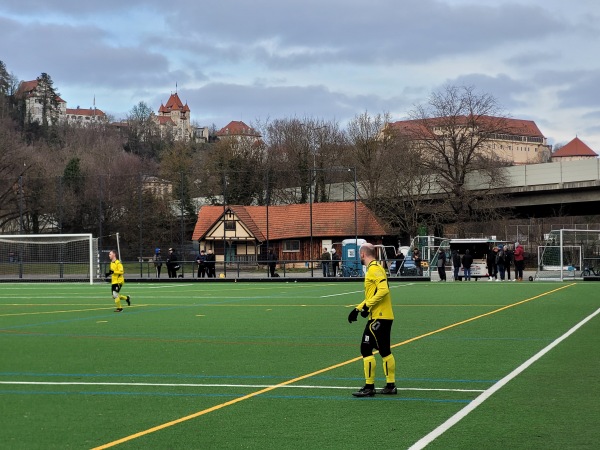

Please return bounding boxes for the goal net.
[535,229,600,281]
[0,234,98,284]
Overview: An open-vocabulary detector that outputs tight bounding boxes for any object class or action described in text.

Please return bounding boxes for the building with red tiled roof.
[388,115,551,164]
[192,201,388,264]
[65,107,107,125]
[551,137,598,161]
[216,121,261,141]
[16,79,67,124]
[156,92,192,141]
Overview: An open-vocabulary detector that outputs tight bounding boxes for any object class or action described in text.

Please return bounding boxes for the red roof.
[216,120,260,137]
[16,79,66,103]
[162,93,190,113]
[552,137,598,158]
[192,201,387,241]
[66,108,106,117]
[389,116,545,139]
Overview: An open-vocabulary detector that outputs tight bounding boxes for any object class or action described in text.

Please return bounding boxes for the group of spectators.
[152,247,217,278]
[483,242,525,281]
[448,242,525,281]
[320,247,341,277]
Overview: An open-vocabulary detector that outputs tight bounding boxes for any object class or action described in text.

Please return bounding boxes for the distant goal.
[535,229,600,281]
[0,234,98,284]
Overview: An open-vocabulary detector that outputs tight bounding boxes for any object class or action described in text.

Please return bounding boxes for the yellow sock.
[382,354,396,384]
[119,294,127,301]
[114,298,122,309]
[363,355,376,384]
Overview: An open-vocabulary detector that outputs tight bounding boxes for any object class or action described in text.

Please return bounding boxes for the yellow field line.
[0,307,118,317]
[91,283,576,449]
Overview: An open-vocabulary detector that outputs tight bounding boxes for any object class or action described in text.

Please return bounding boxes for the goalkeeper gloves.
[360,305,370,318]
[105,270,114,277]
[347,308,359,323]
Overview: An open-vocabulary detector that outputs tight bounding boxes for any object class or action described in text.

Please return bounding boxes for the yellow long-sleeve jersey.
[357,261,394,320]
[109,259,125,285]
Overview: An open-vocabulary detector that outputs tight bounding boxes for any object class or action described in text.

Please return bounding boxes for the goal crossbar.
[0,234,98,284]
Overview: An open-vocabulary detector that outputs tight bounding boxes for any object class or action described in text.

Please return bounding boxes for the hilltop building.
[388,116,552,165]
[156,92,192,141]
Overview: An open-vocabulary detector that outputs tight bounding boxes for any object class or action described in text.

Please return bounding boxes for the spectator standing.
[451,249,462,281]
[505,244,514,280]
[321,247,331,277]
[514,242,525,281]
[205,250,216,278]
[462,249,474,281]
[395,248,405,275]
[436,248,447,281]
[166,248,180,278]
[496,244,506,281]
[331,248,340,277]
[413,249,422,276]
[486,246,497,281]
[153,248,162,278]
[196,249,207,278]
[267,248,277,277]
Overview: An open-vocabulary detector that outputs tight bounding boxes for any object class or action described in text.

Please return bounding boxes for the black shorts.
[361,319,393,357]
[111,283,123,293]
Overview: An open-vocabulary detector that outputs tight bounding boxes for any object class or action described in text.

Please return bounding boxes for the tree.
[260,117,345,205]
[125,101,164,159]
[203,133,266,205]
[345,111,395,203]
[404,85,512,237]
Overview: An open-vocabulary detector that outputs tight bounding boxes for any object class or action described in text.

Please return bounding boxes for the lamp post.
[304,124,326,277]
[352,167,358,262]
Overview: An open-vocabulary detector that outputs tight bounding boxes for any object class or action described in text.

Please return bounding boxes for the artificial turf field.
[0,280,599,449]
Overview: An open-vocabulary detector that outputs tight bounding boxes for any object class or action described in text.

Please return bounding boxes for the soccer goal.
[535,229,600,281]
[0,234,99,284]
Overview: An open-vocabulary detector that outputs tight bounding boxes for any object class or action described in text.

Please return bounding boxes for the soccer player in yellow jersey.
[348,243,397,397]
[106,250,131,312]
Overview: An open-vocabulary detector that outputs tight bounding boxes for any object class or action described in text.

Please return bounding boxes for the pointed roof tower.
[553,137,598,158]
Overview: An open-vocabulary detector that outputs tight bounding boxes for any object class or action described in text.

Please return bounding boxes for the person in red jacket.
[513,242,525,281]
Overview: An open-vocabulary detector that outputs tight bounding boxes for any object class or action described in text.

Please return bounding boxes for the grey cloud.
[176,82,406,127]
[440,73,531,111]
[556,71,600,108]
[0,18,181,90]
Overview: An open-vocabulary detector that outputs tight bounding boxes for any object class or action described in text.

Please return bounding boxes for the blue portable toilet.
[342,238,367,276]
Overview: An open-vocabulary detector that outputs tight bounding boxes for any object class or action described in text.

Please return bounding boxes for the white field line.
[408,306,600,450]
[0,380,483,393]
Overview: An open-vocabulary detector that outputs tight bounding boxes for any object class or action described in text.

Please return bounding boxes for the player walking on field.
[347,243,397,397]
[106,250,131,312]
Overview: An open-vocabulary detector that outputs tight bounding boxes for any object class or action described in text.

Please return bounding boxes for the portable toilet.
[342,238,367,276]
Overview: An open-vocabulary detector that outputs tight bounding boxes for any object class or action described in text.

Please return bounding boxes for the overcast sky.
[2,0,600,150]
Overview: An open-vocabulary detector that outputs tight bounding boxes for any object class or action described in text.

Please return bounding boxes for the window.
[224,220,236,231]
[283,240,300,252]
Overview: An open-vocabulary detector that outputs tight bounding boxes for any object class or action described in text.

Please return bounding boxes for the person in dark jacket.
[504,244,514,280]
[462,249,474,281]
[166,248,180,278]
[451,249,462,281]
[486,246,497,281]
[436,248,447,281]
[205,250,216,278]
[196,249,207,278]
[267,248,277,277]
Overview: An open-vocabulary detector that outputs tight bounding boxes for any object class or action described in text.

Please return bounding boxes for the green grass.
[0,280,599,449]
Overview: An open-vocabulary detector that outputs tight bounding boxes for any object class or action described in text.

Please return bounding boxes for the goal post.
[535,229,600,281]
[0,234,99,284]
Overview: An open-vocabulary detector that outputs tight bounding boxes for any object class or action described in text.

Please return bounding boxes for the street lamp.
[304,124,326,277]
